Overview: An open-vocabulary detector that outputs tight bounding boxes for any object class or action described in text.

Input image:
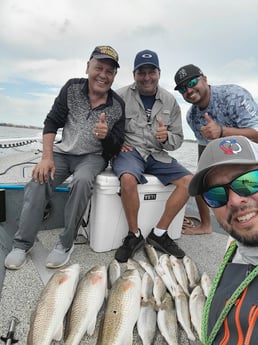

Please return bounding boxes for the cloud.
[0,0,257,134]
[0,93,51,127]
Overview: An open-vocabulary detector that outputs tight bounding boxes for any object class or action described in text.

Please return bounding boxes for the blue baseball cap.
[133,49,160,71]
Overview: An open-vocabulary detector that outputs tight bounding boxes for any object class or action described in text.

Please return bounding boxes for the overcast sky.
[1,0,258,140]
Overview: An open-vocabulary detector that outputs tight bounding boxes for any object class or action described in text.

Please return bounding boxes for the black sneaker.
[146,229,185,258]
[115,230,145,263]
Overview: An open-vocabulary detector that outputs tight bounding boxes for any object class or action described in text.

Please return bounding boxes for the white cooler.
[88,168,185,252]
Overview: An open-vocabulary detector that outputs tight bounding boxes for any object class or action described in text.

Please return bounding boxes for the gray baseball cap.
[189,136,258,196]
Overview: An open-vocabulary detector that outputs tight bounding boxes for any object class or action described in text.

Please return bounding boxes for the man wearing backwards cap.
[189,135,258,344]
[112,49,192,263]
[174,64,258,235]
[5,45,125,270]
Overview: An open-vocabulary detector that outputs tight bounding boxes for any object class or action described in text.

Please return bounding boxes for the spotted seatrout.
[64,265,107,345]
[158,254,178,298]
[174,283,196,342]
[139,260,156,281]
[201,271,212,298]
[189,285,206,341]
[144,243,159,267]
[137,272,156,345]
[27,264,80,345]
[183,255,201,290]
[157,292,179,345]
[170,255,189,296]
[153,274,167,308]
[155,262,175,299]
[97,269,141,345]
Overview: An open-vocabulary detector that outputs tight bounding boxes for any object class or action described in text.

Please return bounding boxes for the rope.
[201,241,258,344]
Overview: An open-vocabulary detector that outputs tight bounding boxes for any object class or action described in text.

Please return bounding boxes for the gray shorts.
[112,148,192,185]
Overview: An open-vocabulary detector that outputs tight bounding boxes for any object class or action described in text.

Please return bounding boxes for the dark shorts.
[112,148,192,185]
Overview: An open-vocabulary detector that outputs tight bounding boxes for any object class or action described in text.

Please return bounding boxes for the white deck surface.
[0,228,228,344]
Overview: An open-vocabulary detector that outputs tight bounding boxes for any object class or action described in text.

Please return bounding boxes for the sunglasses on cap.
[202,169,258,208]
[177,77,202,94]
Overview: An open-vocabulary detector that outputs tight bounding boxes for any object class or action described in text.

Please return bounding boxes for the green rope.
[201,240,258,345]
[201,241,236,344]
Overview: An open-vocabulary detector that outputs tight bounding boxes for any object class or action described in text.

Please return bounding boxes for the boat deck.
[0,141,229,344]
[0,228,228,344]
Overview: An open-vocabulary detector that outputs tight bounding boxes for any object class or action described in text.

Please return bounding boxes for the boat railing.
[0,137,42,148]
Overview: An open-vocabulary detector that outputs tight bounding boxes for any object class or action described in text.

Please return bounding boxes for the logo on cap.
[174,64,203,90]
[141,53,153,59]
[219,138,242,155]
[96,46,118,61]
[90,45,119,67]
[177,68,188,81]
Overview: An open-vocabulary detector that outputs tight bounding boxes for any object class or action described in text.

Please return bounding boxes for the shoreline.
[0,124,197,143]
[0,123,42,130]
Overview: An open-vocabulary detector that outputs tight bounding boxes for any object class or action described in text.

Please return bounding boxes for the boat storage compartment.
[88,168,185,252]
[0,189,6,222]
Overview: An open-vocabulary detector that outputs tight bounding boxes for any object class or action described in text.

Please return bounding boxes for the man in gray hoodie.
[5,45,125,270]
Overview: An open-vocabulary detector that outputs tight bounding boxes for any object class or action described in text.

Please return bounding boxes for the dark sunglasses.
[202,169,258,208]
[177,77,202,94]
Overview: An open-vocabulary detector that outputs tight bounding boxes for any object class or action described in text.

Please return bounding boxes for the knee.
[25,180,50,195]
[72,174,94,191]
[174,174,192,190]
[120,173,138,193]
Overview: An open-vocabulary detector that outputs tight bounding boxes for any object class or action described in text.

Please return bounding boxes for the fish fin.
[53,323,64,341]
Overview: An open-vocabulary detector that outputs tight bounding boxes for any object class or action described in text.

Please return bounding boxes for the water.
[0,123,196,140]
[0,124,198,175]
[181,116,196,141]
[0,125,42,139]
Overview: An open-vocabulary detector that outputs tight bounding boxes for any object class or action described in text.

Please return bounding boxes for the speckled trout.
[97,269,141,345]
[27,264,80,345]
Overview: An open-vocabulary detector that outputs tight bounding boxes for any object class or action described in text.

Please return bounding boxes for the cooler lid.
[96,168,120,187]
[96,168,166,188]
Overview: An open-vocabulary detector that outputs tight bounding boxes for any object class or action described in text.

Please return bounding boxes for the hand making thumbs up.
[200,113,223,139]
[156,116,168,143]
[94,112,108,139]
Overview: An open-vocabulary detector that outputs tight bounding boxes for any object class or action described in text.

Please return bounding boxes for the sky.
[1,0,258,140]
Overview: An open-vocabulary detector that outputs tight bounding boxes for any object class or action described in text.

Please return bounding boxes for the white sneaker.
[5,248,28,270]
[46,242,74,269]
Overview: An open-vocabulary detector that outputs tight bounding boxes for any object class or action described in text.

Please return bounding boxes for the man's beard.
[218,219,258,247]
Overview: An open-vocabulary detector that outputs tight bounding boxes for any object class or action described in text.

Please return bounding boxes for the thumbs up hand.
[200,113,222,139]
[156,116,168,143]
[94,112,108,139]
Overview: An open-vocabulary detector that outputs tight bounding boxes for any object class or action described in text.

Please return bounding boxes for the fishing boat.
[0,135,228,344]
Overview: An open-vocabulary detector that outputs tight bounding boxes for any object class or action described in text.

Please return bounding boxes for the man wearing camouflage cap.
[174,64,258,235]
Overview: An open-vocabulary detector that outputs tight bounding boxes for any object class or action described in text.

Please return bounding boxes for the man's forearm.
[42,133,56,160]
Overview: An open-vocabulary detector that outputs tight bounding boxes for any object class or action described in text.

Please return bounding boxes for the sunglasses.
[177,77,202,94]
[202,170,258,208]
